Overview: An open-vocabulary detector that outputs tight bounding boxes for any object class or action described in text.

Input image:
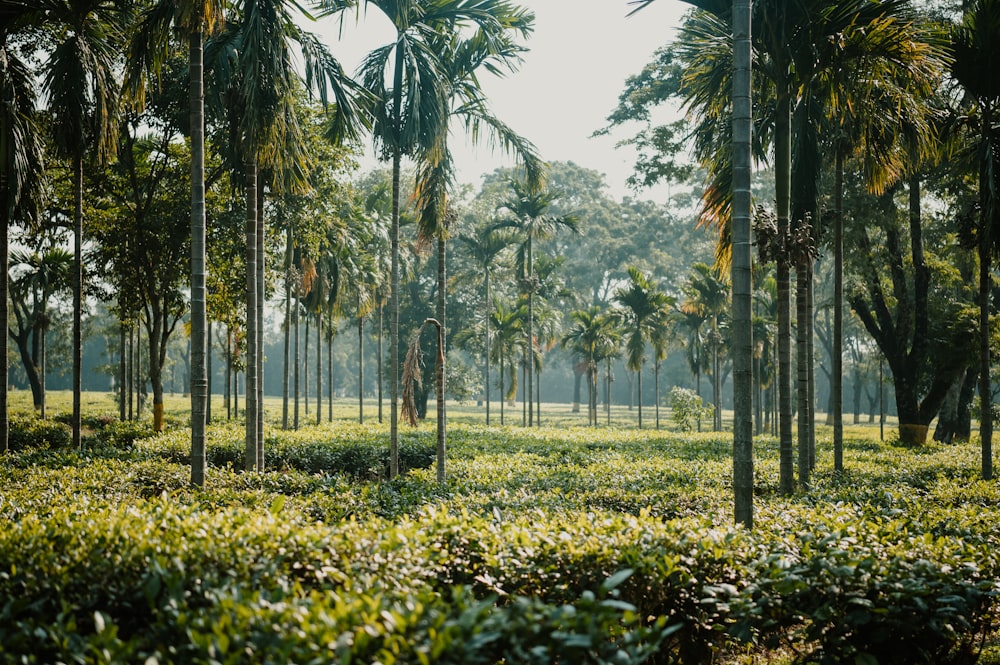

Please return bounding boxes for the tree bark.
[244,155,259,471]
[72,154,83,449]
[189,26,208,485]
[732,0,754,526]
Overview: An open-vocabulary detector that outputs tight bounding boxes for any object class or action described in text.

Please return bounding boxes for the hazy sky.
[315,1,690,202]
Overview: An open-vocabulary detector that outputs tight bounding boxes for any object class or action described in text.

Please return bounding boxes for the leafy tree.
[91,128,192,432]
[950,0,1000,479]
[494,178,577,427]
[128,0,225,485]
[612,266,673,430]
[7,245,72,416]
[1,0,48,452]
[489,297,526,426]
[42,0,124,448]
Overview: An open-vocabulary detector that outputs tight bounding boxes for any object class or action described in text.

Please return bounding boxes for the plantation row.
[1,419,998,663]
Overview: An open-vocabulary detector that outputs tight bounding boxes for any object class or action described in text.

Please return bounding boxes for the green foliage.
[2,423,1000,663]
[668,387,714,432]
[137,423,435,480]
[7,415,71,451]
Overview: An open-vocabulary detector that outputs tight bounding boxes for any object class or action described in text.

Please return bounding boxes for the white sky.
[313,1,690,202]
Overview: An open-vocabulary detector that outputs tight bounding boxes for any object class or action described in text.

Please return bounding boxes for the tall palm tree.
[357,0,501,476]
[43,0,124,449]
[128,0,224,485]
[209,0,366,471]
[951,0,1000,481]
[458,224,513,424]
[612,266,673,430]
[0,0,47,452]
[413,6,540,475]
[494,178,576,427]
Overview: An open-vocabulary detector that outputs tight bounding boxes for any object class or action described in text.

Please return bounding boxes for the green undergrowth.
[1,419,999,663]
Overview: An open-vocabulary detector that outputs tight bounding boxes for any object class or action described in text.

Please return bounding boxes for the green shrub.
[7,415,71,451]
[668,387,714,432]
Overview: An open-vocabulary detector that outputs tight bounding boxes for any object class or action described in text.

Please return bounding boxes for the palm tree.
[562,306,618,426]
[413,7,540,474]
[494,178,577,426]
[489,297,526,426]
[649,303,675,430]
[951,0,1000,481]
[612,266,673,430]
[458,225,514,424]
[0,0,47,451]
[681,263,728,431]
[356,0,515,476]
[43,0,124,449]
[128,0,224,485]
[209,0,366,471]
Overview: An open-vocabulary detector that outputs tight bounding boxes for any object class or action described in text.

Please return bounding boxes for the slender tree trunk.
[129,325,135,420]
[776,76,795,495]
[655,361,661,430]
[606,357,613,426]
[377,302,383,424]
[327,322,333,422]
[732,0,754,526]
[499,352,505,425]
[980,175,994,481]
[807,262,816,470]
[484,271,491,425]
[833,149,844,471]
[713,332,722,431]
[294,298,300,429]
[389,39,405,478]
[359,314,365,423]
[637,367,643,429]
[526,238,534,427]
[256,184,265,470]
[244,155,259,472]
[225,326,232,420]
[796,263,810,488]
[304,315,310,416]
[436,237,448,479]
[282,224,292,430]
[0,101,9,452]
[38,318,46,418]
[119,317,126,421]
[72,154,83,449]
[316,312,321,426]
[189,27,208,485]
[207,320,212,425]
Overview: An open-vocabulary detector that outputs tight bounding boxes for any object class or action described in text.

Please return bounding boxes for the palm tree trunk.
[637,366,643,430]
[244,155,259,472]
[294,298,300,429]
[833,148,844,471]
[72,153,83,449]
[655,361,660,430]
[189,26,208,485]
[207,320,212,425]
[282,223,292,430]
[358,313,365,423]
[796,262,810,488]
[807,261,816,470]
[776,76,795,495]
[304,315,310,416]
[316,312,321,426]
[437,236,447,481]
[225,326,232,420]
[732,0,753,526]
[484,272,491,425]
[0,103,9,452]
[377,301,383,424]
[389,37,405,479]
[606,357,612,426]
[327,322,333,422]
[526,238,534,427]
[119,318,126,421]
[499,352,505,425]
[256,184,265,470]
[980,136,994,481]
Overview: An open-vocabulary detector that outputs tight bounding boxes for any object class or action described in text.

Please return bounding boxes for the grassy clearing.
[1,391,995,664]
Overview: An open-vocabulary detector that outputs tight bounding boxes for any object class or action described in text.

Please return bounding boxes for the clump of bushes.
[7,414,71,451]
[668,387,714,432]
